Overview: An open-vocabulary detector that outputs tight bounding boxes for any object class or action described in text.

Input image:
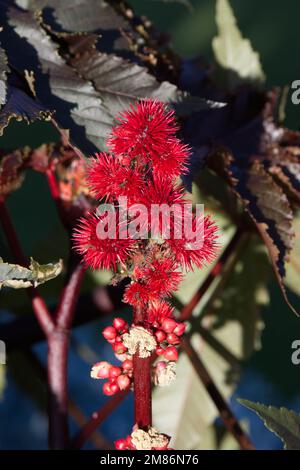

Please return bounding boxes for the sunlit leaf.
[0,257,63,289]
[212,0,265,89]
[239,399,300,450]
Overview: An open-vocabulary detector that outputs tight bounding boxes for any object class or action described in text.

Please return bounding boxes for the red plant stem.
[179,228,245,321]
[47,329,70,449]
[56,256,86,330]
[133,305,152,429]
[181,336,255,451]
[70,391,129,449]
[46,168,60,200]
[48,255,86,449]
[0,197,54,336]
[46,168,70,231]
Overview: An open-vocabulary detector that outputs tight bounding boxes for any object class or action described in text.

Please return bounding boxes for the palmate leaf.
[8,7,111,154]
[238,399,300,450]
[212,152,296,314]
[212,0,265,89]
[183,85,299,314]
[0,257,63,289]
[5,7,182,154]
[5,6,216,155]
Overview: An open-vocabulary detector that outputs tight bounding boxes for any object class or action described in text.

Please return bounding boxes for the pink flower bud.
[161,318,177,333]
[113,317,128,332]
[122,359,133,371]
[115,439,127,450]
[102,326,117,341]
[156,346,165,356]
[117,374,131,390]
[164,346,179,362]
[102,382,114,396]
[173,323,186,336]
[109,366,122,378]
[167,333,180,345]
[155,329,167,342]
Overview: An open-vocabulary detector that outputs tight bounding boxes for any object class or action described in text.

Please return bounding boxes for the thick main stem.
[133,305,152,429]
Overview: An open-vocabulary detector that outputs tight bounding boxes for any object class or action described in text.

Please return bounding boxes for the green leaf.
[0,257,63,289]
[212,0,265,89]
[238,399,300,450]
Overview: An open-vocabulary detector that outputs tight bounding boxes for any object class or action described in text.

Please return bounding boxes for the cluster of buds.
[91,318,133,395]
[91,306,186,393]
[148,300,186,362]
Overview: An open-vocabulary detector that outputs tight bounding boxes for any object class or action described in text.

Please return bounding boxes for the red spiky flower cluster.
[73,99,219,450]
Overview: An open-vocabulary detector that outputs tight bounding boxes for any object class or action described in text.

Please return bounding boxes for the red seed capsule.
[102,326,117,341]
[161,318,177,333]
[156,346,165,356]
[102,382,114,396]
[173,323,186,336]
[109,366,122,378]
[113,317,128,332]
[167,333,180,345]
[109,382,120,394]
[155,329,167,343]
[122,359,133,371]
[117,374,131,390]
[115,439,127,450]
[164,346,179,361]
[113,341,127,354]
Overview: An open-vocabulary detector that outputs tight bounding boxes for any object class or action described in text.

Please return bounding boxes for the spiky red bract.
[137,258,182,298]
[87,152,144,202]
[73,211,136,270]
[141,177,185,207]
[151,138,190,179]
[147,300,174,326]
[166,214,219,270]
[123,282,152,306]
[107,99,178,160]
[139,177,187,238]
